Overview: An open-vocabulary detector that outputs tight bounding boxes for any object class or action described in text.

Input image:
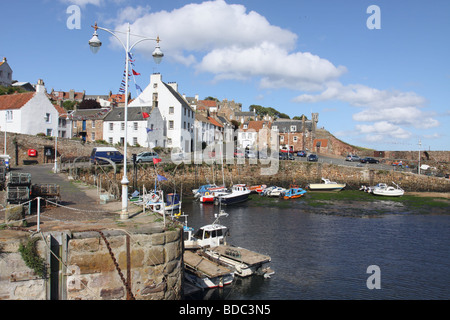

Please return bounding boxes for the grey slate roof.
[272,119,313,132]
[103,106,152,121]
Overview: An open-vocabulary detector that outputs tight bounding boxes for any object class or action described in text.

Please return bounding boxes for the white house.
[102,106,164,148]
[0,79,59,136]
[129,73,195,152]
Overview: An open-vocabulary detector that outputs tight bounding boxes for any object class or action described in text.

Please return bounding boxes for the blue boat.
[165,193,181,213]
[282,185,307,199]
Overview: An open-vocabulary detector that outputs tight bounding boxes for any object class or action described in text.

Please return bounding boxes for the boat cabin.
[184,223,228,249]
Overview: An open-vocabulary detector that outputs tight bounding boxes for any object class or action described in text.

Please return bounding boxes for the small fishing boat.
[184,250,235,289]
[372,182,404,197]
[193,184,226,198]
[165,193,181,213]
[145,190,166,214]
[263,186,286,197]
[360,183,387,193]
[307,178,346,191]
[281,185,307,199]
[217,184,251,205]
[249,184,267,194]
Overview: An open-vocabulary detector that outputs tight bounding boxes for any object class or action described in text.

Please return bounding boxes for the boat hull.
[307,184,346,191]
[219,193,250,205]
[184,271,234,289]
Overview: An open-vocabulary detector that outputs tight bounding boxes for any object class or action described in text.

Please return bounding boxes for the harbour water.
[181,191,450,300]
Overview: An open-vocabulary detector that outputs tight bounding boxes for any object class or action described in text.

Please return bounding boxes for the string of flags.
[118,52,144,95]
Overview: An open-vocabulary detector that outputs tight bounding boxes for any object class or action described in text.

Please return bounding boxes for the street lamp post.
[89,22,163,220]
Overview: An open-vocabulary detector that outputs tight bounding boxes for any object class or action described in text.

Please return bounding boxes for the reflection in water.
[181,193,450,300]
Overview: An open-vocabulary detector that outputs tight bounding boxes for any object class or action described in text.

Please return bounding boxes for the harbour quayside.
[182,210,274,289]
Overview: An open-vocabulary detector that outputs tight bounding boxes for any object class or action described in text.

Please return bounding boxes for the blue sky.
[1,0,449,151]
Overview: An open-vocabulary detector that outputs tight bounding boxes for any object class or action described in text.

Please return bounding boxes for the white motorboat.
[263,186,286,197]
[307,178,346,191]
[372,182,404,197]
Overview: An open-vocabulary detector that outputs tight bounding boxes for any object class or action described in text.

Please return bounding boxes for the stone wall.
[78,160,450,194]
[0,227,183,300]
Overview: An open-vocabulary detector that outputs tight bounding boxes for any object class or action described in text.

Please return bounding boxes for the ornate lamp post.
[89,22,163,220]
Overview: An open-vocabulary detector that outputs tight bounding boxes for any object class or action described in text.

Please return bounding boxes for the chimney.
[168,82,178,92]
[36,79,46,93]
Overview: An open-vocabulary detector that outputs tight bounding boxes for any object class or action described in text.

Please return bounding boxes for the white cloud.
[111,0,345,87]
[294,81,439,142]
[61,0,103,7]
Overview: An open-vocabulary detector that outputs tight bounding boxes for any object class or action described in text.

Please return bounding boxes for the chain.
[86,229,135,300]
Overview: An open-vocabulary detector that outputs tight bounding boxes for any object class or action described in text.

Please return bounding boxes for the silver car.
[136,151,160,163]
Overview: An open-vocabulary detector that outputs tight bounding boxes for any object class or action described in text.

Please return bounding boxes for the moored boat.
[217,184,251,205]
[263,186,286,197]
[307,178,346,191]
[372,182,404,197]
[281,185,307,199]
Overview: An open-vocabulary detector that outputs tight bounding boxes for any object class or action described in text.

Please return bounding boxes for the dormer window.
[290,125,296,132]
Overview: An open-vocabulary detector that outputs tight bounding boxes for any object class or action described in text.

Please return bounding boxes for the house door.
[82,120,86,131]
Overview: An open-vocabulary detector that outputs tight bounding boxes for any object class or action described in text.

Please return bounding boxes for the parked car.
[346,155,360,162]
[360,157,379,164]
[245,149,257,158]
[307,154,318,162]
[297,150,306,157]
[279,152,294,160]
[136,151,160,163]
[90,147,123,164]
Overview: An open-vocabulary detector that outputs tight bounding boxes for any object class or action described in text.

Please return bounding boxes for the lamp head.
[89,23,102,54]
[152,36,164,64]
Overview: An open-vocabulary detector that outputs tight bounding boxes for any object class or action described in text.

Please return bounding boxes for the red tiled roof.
[198,100,217,108]
[0,92,35,110]
[208,116,223,128]
[240,120,272,131]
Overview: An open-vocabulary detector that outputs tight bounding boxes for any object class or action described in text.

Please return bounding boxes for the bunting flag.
[135,84,142,93]
[132,69,141,76]
[146,127,153,133]
[157,174,167,181]
[153,158,162,164]
[142,112,150,119]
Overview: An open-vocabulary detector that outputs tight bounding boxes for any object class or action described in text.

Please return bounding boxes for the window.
[91,132,95,141]
[272,125,278,131]
[73,121,77,128]
[169,106,174,114]
[169,120,174,130]
[6,110,13,122]
[167,138,172,145]
[133,137,138,146]
[133,122,138,130]
[92,121,96,129]
[109,137,113,144]
[121,122,125,130]
[290,125,296,132]
[293,136,298,142]
[184,121,186,129]
[46,129,53,136]
[280,135,284,142]
[109,123,114,131]
[243,124,248,129]
[45,113,51,123]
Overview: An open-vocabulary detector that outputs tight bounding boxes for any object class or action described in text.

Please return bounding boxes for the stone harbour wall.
[0,227,183,300]
[79,161,450,194]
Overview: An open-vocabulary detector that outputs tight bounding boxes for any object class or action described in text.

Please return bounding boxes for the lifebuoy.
[205,192,210,196]
[151,193,159,202]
